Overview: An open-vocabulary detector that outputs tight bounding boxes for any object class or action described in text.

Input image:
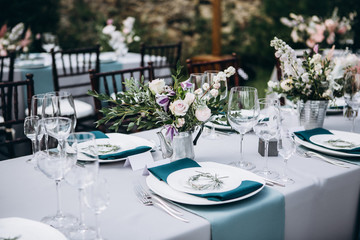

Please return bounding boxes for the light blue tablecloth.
[180,187,285,240]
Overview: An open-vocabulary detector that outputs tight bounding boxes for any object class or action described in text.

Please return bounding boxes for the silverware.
[134,185,189,223]
[263,178,286,187]
[301,150,350,168]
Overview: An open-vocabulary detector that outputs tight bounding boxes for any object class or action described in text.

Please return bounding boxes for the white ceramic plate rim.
[0,217,67,240]
[146,162,265,205]
[309,133,360,150]
[167,167,242,195]
[78,133,155,163]
[295,130,360,157]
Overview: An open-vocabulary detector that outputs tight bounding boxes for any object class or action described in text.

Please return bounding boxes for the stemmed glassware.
[188,73,204,91]
[65,132,99,240]
[84,177,110,240]
[277,130,296,185]
[203,70,228,140]
[42,32,58,53]
[36,116,78,232]
[24,115,40,162]
[343,74,360,132]
[227,86,259,170]
[30,94,46,161]
[253,98,280,179]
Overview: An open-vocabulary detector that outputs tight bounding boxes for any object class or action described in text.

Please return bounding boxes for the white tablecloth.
[0,114,360,240]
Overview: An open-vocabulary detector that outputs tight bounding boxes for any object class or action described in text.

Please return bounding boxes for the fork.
[134,185,189,223]
[302,151,350,168]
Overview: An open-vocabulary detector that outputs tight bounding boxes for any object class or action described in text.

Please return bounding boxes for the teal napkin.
[148,158,263,202]
[90,131,152,159]
[294,128,360,154]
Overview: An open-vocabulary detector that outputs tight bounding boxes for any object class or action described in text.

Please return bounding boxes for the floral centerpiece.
[88,64,235,140]
[0,22,32,56]
[280,8,356,48]
[99,17,140,57]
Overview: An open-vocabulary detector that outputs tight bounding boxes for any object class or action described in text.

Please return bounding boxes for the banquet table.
[1,114,360,240]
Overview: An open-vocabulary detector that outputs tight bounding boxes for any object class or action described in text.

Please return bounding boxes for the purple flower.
[180,80,193,90]
[165,125,178,141]
[164,86,176,96]
[313,44,319,54]
[156,94,170,111]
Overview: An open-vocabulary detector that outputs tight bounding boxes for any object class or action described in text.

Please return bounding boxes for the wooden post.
[212,0,221,56]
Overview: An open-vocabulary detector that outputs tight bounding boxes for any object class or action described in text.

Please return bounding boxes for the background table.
[0,114,360,239]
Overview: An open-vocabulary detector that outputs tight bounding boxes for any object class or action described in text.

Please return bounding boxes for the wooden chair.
[0,74,34,159]
[186,53,242,87]
[89,63,155,132]
[140,42,182,84]
[50,45,100,131]
[0,51,15,82]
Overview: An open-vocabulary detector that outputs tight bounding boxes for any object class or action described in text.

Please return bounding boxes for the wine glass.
[36,133,77,233]
[253,98,280,179]
[65,132,99,240]
[227,86,259,170]
[30,94,47,160]
[24,116,40,162]
[84,177,110,240]
[343,74,360,132]
[203,70,228,140]
[188,73,204,91]
[277,130,296,185]
[42,32,58,53]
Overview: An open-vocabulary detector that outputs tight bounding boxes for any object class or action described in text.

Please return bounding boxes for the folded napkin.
[294,128,360,154]
[148,158,263,202]
[90,131,152,160]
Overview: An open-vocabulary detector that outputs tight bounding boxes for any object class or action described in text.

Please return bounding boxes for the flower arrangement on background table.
[88,64,235,140]
[0,22,32,56]
[99,17,140,57]
[280,8,356,48]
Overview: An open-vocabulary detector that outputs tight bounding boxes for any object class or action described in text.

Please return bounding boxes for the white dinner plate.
[294,130,360,157]
[0,217,67,240]
[100,52,117,63]
[78,133,155,163]
[146,162,265,205]
[310,133,360,150]
[167,167,242,195]
[15,59,50,69]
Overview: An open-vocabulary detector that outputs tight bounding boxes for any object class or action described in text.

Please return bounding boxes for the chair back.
[51,45,100,100]
[0,51,16,82]
[0,74,34,158]
[186,53,242,87]
[89,63,155,124]
[140,42,182,83]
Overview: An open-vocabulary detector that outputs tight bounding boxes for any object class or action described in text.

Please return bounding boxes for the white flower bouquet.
[88,65,235,139]
[100,17,140,56]
[280,8,356,48]
[268,37,347,102]
[0,22,32,56]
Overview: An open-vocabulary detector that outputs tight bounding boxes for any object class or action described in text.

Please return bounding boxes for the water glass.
[278,130,296,185]
[227,86,259,170]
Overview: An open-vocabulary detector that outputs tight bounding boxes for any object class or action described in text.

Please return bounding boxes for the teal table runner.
[148,158,285,240]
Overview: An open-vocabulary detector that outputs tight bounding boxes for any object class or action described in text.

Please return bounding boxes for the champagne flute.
[84,177,110,240]
[65,132,99,240]
[24,116,40,162]
[253,98,280,179]
[31,94,47,158]
[278,130,296,185]
[227,86,259,170]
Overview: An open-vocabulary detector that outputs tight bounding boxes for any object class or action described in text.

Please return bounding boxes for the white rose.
[194,88,203,95]
[210,89,219,97]
[176,118,185,128]
[184,92,195,105]
[280,79,293,92]
[149,79,165,94]
[169,100,189,116]
[202,83,210,91]
[224,66,236,77]
[195,106,211,122]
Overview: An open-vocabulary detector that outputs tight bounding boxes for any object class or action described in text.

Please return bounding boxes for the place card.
[123,151,155,171]
[142,158,171,176]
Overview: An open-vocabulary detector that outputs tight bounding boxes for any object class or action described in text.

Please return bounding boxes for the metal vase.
[172,131,195,161]
[298,100,328,130]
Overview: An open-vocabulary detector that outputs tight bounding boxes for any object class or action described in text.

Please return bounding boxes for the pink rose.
[184,92,195,105]
[325,19,338,33]
[195,106,211,122]
[326,32,335,45]
[169,100,189,116]
[337,25,347,34]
